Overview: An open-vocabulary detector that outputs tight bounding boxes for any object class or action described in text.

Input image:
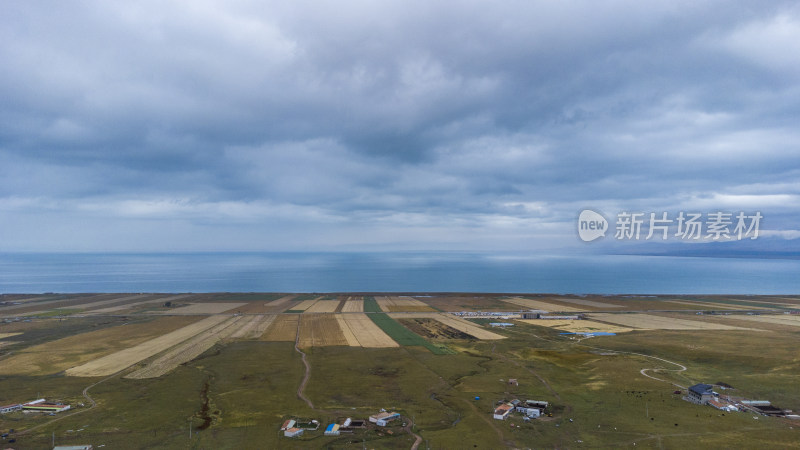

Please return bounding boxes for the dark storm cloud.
[1,0,799,251]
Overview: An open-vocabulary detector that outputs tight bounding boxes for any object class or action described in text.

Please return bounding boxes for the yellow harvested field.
[339,314,398,347]
[335,314,360,346]
[305,300,340,313]
[65,315,229,377]
[502,297,583,312]
[0,332,22,339]
[261,315,299,341]
[125,316,245,379]
[556,298,622,309]
[664,300,751,310]
[376,296,436,312]
[516,319,633,333]
[154,302,247,314]
[341,299,364,312]
[288,299,321,312]
[0,316,202,376]
[721,314,800,328]
[589,313,748,330]
[86,294,192,314]
[390,313,506,340]
[230,315,277,339]
[298,314,348,347]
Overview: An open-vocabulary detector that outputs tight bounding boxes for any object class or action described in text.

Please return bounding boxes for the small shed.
[284,427,303,438]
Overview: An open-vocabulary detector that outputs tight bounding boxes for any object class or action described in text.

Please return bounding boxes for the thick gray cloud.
[1,0,799,252]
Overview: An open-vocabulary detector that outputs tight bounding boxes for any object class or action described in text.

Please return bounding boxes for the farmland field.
[341,298,364,312]
[0,316,203,375]
[65,315,230,377]
[297,314,348,347]
[84,294,193,314]
[501,297,583,312]
[229,314,276,339]
[304,299,340,313]
[260,314,299,341]
[154,302,247,314]
[589,313,751,330]
[375,296,437,312]
[286,298,320,312]
[338,313,398,347]
[664,299,753,310]
[390,312,507,339]
[3,293,800,449]
[125,316,245,379]
[720,313,800,327]
[515,318,634,333]
[555,297,623,309]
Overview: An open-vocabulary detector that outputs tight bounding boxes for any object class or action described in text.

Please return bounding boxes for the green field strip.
[367,313,454,354]
[363,296,382,312]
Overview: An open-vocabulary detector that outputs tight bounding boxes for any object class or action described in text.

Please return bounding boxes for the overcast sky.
[1,1,799,253]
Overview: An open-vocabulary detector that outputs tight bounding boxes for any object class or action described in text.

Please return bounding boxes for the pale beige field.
[86,294,192,314]
[341,299,364,312]
[0,332,22,339]
[720,314,800,328]
[229,315,277,339]
[287,299,321,312]
[154,302,247,314]
[664,300,752,310]
[339,314,398,347]
[304,300,340,313]
[501,297,583,312]
[555,297,623,309]
[515,319,633,333]
[125,316,245,379]
[0,316,202,376]
[65,315,230,377]
[589,313,749,330]
[232,295,297,313]
[261,315,299,341]
[389,313,506,340]
[376,296,437,312]
[298,314,348,347]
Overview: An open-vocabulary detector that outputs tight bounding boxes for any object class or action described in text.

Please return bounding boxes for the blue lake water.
[0,252,798,294]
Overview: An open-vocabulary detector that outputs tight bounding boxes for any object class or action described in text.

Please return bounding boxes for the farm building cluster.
[493,399,549,421]
[0,398,71,415]
[281,410,400,439]
[684,383,800,419]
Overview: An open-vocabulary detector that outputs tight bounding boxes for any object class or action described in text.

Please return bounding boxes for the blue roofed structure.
[687,383,715,405]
